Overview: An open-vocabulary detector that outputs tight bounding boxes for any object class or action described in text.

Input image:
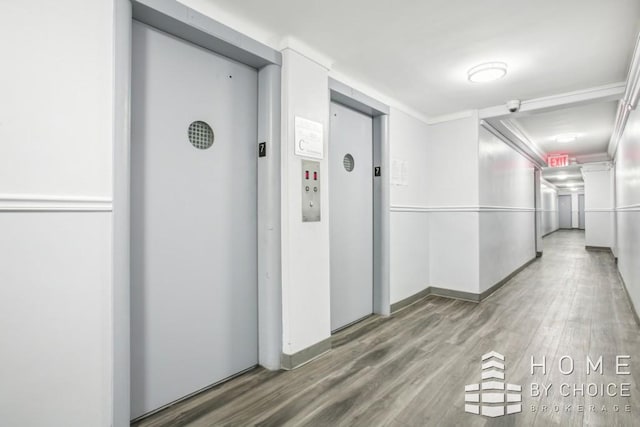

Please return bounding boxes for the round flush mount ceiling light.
[467,62,508,83]
[555,134,578,143]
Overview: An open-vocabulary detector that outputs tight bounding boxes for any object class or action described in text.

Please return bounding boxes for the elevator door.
[578,194,585,230]
[329,102,373,332]
[558,195,572,229]
[131,22,258,419]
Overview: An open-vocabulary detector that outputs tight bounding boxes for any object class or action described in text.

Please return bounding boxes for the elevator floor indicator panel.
[302,159,321,222]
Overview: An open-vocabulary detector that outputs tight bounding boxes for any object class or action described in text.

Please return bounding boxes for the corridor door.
[559,195,572,229]
[578,194,585,229]
[329,102,373,332]
[131,22,258,419]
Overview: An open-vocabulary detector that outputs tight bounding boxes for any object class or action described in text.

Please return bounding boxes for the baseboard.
[390,257,537,313]
[616,270,640,328]
[429,287,480,302]
[480,257,537,301]
[585,245,613,254]
[389,288,431,313]
[280,337,332,370]
[542,229,560,238]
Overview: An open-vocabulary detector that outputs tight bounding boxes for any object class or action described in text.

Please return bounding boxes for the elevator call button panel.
[302,160,321,222]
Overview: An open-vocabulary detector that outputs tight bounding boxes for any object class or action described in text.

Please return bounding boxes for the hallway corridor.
[135,231,640,426]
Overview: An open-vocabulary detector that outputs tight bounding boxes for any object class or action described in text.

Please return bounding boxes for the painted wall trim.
[0,195,113,212]
[112,1,132,425]
[500,118,547,161]
[390,205,535,213]
[389,288,431,313]
[585,246,613,252]
[131,0,281,68]
[480,120,547,168]
[329,77,390,116]
[480,82,626,119]
[426,109,476,125]
[609,34,640,158]
[616,203,640,212]
[280,337,332,370]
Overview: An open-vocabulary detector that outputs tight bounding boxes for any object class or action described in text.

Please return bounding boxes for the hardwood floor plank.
[134,231,639,426]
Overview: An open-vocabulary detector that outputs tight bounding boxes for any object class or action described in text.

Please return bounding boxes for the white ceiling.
[542,165,584,189]
[184,0,640,116]
[510,101,618,160]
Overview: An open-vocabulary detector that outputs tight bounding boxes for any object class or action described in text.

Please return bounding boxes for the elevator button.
[314,187,317,192]
[306,186,310,192]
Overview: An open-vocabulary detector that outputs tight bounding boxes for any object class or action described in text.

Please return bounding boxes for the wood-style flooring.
[134,230,640,426]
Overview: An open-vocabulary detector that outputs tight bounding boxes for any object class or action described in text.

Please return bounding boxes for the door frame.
[113,1,282,424]
[328,78,391,320]
[578,194,586,230]
[558,194,573,229]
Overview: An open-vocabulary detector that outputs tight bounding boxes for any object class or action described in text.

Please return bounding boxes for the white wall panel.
[0,0,114,198]
[389,113,480,299]
[280,49,331,354]
[615,108,640,316]
[0,213,112,427]
[390,212,429,303]
[389,109,430,207]
[429,212,480,293]
[583,166,614,248]
[479,212,535,292]
[425,115,479,207]
[0,2,115,426]
[478,127,536,293]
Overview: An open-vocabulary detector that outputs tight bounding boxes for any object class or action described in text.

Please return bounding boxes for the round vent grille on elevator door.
[343,153,355,172]
[188,121,214,149]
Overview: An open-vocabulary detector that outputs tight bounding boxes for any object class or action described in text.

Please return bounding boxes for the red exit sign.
[548,154,569,168]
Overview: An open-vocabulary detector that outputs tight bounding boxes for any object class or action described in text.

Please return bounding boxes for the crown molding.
[479,82,625,120]
[608,33,640,158]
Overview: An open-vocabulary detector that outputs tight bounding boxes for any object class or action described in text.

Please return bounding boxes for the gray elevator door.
[578,194,585,230]
[558,195,572,229]
[131,22,258,419]
[329,102,373,332]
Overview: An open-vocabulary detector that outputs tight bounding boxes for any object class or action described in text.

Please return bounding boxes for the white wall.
[541,182,559,236]
[0,1,114,426]
[478,128,536,293]
[389,114,538,300]
[426,115,481,295]
[582,163,614,248]
[615,107,640,315]
[280,49,331,355]
[389,109,430,303]
[389,112,481,301]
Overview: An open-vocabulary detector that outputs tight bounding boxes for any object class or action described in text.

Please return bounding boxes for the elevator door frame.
[112,1,282,425]
[329,101,374,332]
[130,21,262,420]
[328,78,391,325]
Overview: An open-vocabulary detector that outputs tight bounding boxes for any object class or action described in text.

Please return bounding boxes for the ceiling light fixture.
[555,134,578,143]
[467,62,508,83]
[556,174,568,180]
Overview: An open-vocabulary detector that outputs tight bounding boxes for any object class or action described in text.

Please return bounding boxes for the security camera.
[506,100,521,113]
